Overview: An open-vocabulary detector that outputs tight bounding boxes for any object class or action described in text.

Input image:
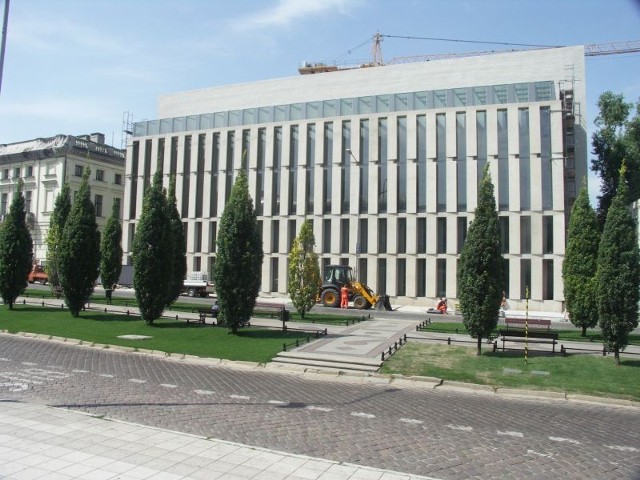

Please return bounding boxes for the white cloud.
[231,0,360,31]
[0,96,120,122]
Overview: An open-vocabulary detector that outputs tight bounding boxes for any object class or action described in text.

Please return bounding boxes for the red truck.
[27,264,48,284]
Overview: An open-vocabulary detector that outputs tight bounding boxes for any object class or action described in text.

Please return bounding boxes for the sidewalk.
[0,401,437,480]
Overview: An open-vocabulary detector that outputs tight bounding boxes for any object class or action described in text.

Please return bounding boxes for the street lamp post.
[346,148,360,281]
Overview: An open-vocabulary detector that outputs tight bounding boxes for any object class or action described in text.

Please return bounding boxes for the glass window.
[457,217,467,254]
[416,115,427,213]
[115,173,123,185]
[376,95,391,112]
[258,107,271,123]
[456,112,467,211]
[2,169,8,179]
[274,105,287,122]
[113,197,121,219]
[394,93,409,111]
[397,218,406,254]
[520,259,531,299]
[173,116,185,132]
[270,257,279,292]
[358,218,368,254]
[228,110,241,126]
[514,83,529,102]
[242,108,256,125]
[543,216,554,254]
[340,218,349,254]
[417,218,427,254]
[535,81,554,101]
[94,194,103,217]
[499,216,509,253]
[436,259,446,297]
[213,112,226,128]
[377,259,387,295]
[307,101,320,119]
[543,259,554,300]
[540,106,553,210]
[187,115,199,130]
[497,109,509,210]
[26,165,33,177]
[13,167,20,178]
[25,190,32,212]
[414,92,427,110]
[416,258,426,297]
[340,98,353,115]
[358,96,373,114]
[434,90,447,108]
[74,165,83,177]
[271,220,279,253]
[323,99,336,117]
[453,88,467,107]
[96,169,104,181]
[200,113,213,129]
[520,216,531,254]
[290,103,303,120]
[519,108,531,210]
[436,113,446,212]
[322,219,331,254]
[437,217,447,254]
[378,218,387,253]
[396,259,406,296]
[397,116,407,213]
[493,85,508,103]
[160,118,173,134]
[472,87,487,105]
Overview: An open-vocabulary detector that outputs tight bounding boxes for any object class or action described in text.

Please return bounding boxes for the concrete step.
[272,351,382,373]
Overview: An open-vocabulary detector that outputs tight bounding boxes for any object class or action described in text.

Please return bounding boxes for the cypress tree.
[562,185,600,336]
[288,219,321,319]
[214,170,263,333]
[165,175,186,306]
[457,165,504,355]
[58,169,101,316]
[45,183,71,297]
[132,170,172,324]
[0,180,33,309]
[595,164,640,365]
[100,202,123,303]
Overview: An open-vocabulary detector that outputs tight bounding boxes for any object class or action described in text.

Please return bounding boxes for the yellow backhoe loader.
[317,264,392,311]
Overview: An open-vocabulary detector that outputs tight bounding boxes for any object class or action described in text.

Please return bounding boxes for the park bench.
[190,308,217,326]
[498,318,558,353]
[254,302,289,322]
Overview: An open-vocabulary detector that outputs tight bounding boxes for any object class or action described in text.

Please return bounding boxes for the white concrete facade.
[0,134,126,264]
[125,46,587,312]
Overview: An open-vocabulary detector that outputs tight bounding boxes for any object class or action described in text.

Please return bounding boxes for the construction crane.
[298,36,640,75]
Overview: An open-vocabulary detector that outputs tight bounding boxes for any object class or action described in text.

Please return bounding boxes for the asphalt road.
[0,335,638,479]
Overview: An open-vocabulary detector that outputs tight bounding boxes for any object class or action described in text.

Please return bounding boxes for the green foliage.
[591,91,640,225]
[595,164,640,364]
[288,219,321,318]
[100,202,123,290]
[562,185,600,336]
[456,166,504,355]
[214,170,263,333]
[132,170,172,324]
[165,175,186,306]
[45,183,71,291]
[0,180,33,309]
[58,169,101,316]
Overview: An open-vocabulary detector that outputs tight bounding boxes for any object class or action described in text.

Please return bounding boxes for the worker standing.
[340,285,349,309]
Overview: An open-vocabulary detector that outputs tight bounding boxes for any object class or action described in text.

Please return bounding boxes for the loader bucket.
[375,295,393,311]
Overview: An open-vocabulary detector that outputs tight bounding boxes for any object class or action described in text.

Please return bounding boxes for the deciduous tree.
[132,171,172,324]
[0,180,33,309]
[595,164,640,365]
[562,185,600,336]
[288,219,320,318]
[457,166,504,355]
[58,169,100,316]
[214,170,263,333]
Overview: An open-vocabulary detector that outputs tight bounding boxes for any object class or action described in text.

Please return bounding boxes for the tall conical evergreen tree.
[100,202,123,302]
[165,175,186,306]
[132,170,172,324]
[45,183,71,296]
[596,163,640,365]
[214,170,263,333]
[288,219,320,319]
[563,185,600,336]
[0,180,33,309]
[457,165,504,355]
[58,169,101,316]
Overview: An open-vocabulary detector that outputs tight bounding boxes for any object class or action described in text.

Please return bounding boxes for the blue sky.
[1,0,639,203]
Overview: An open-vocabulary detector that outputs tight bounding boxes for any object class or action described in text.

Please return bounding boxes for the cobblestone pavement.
[0,335,638,480]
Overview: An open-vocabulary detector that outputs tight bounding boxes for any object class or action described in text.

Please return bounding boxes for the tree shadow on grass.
[236,329,310,340]
[621,359,640,368]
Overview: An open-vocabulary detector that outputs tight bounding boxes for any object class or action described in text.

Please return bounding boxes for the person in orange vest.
[340,285,349,309]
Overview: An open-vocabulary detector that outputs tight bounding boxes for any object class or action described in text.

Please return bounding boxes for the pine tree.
[214,170,263,333]
[100,202,123,303]
[58,169,101,316]
[165,175,186,306]
[132,170,172,324]
[562,185,600,336]
[45,183,71,297]
[457,165,504,355]
[288,219,320,319]
[0,180,33,309]
[595,164,640,365]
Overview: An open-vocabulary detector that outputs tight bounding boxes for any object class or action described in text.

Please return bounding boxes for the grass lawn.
[380,343,640,401]
[0,305,312,364]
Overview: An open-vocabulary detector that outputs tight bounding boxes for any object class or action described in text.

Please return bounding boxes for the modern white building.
[0,133,126,264]
[125,46,587,312]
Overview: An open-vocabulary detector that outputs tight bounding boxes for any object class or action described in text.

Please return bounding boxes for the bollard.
[283,343,287,352]
[381,352,385,361]
[104,308,107,313]
[447,337,451,345]
[455,328,458,334]
[493,341,497,352]
[61,303,64,309]
[42,301,44,307]
[23,299,25,305]
[127,310,130,316]
[602,348,606,356]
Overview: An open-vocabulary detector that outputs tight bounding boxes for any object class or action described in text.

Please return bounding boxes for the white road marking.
[194,389,215,395]
[268,400,288,405]
[497,431,524,437]
[0,382,28,392]
[447,424,473,431]
[229,394,250,400]
[527,450,553,458]
[160,384,177,388]
[549,436,581,445]
[399,418,424,425]
[351,412,376,419]
[0,374,43,384]
[23,368,69,380]
[21,362,38,366]
[605,445,638,452]
[306,406,333,412]
[128,378,146,384]
[0,358,10,362]
[72,369,89,373]
[99,374,114,378]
